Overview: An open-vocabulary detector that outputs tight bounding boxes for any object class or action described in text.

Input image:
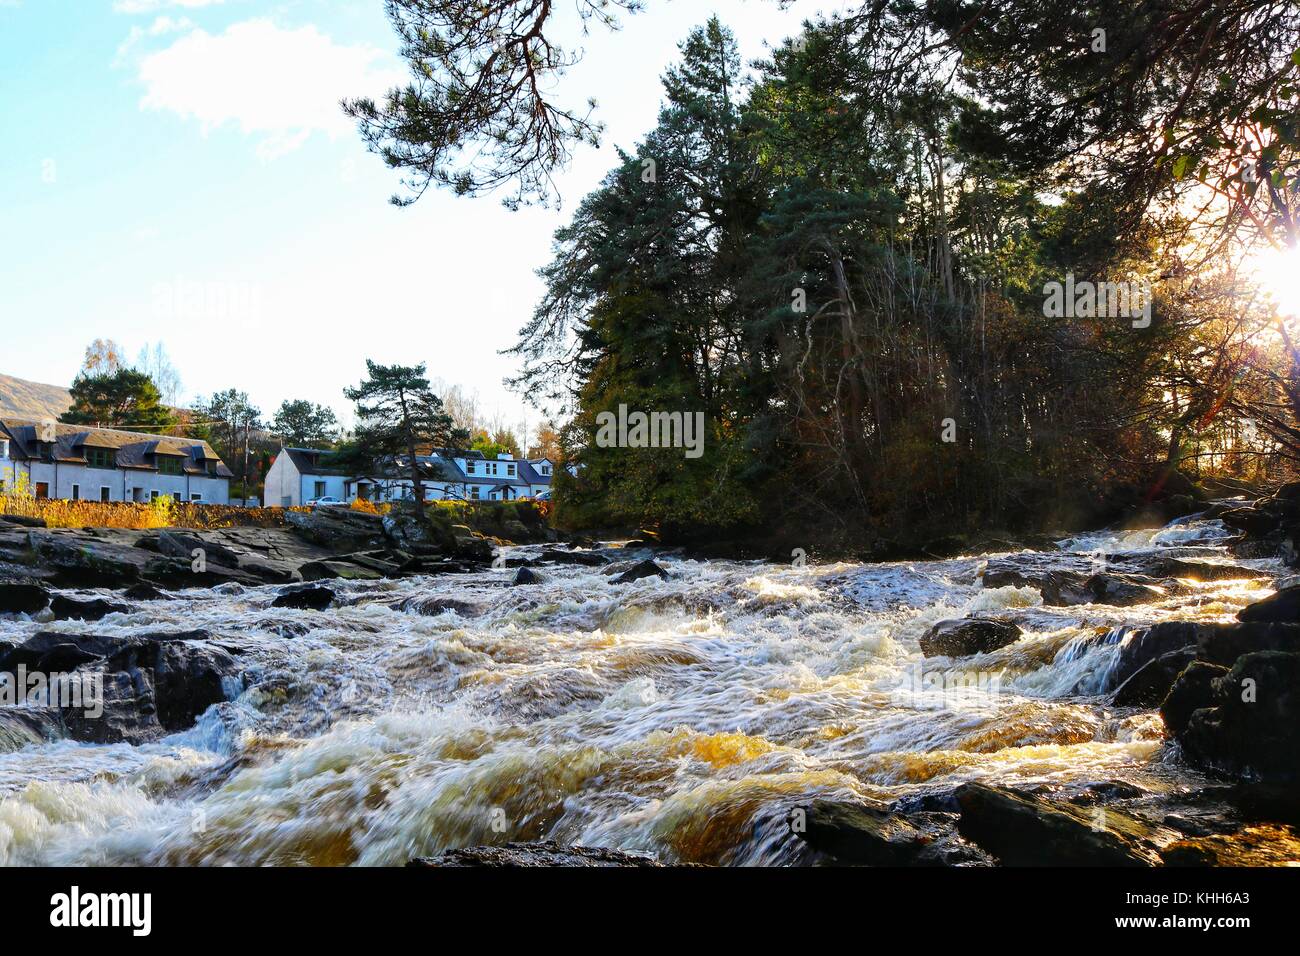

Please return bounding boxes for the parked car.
[535,490,553,502]
[308,496,348,508]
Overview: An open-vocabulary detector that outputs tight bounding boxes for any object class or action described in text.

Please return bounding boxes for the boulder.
[157,530,241,568]
[536,548,610,567]
[271,586,335,611]
[1219,506,1280,537]
[410,842,668,868]
[0,514,47,528]
[1238,585,1300,624]
[954,783,1161,866]
[918,617,1021,657]
[0,582,50,614]
[122,582,170,602]
[297,560,382,582]
[610,559,669,585]
[1111,648,1196,708]
[1109,621,1204,690]
[50,595,130,622]
[285,508,389,552]
[1175,651,1300,783]
[512,567,543,586]
[789,799,946,865]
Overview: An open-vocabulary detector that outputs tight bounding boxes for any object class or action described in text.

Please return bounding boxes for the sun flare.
[1252,245,1300,317]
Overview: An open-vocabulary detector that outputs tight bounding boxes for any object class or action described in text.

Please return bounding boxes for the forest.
[467,2,1300,552]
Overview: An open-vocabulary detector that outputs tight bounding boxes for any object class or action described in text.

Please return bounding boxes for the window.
[469,485,480,500]
[172,492,182,502]
[507,463,516,477]
[314,481,326,498]
[157,456,182,475]
[466,460,477,475]
[206,461,218,476]
[191,493,203,502]
[35,482,49,499]
[87,447,115,469]
[149,490,160,502]
[487,462,499,476]
[71,484,80,501]
[100,487,110,502]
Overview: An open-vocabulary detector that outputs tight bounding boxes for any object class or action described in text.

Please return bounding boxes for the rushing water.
[0,515,1281,866]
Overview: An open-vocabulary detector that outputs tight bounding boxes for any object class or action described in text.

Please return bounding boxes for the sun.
[1252,244,1300,317]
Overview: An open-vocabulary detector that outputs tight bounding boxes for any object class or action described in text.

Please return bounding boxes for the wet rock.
[954,783,1162,866]
[1197,621,1300,664]
[536,548,610,567]
[0,709,61,749]
[122,582,169,601]
[919,617,1021,657]
[50,595,130,622]
[298,560,382,582]
[1111,648,1197,708]
[0,582,50,614]
[1160,661,1228,737]
[1237,585,1300,623]
[610,559,669,585]
[1083,573,1167,606]
[1176,651,1300,783]
[397,596,482,617]
[1161,824,1300,866]
[512,566,543,586]
[382,508,453,553]
[1219,506,1280,538]
[409,842,667,867]
[2,629,240,745]
[789,799,951,865]
[29,532,145,588]
[271,585,335,611]
[1109,621,1204,689]
[141,556,265,589]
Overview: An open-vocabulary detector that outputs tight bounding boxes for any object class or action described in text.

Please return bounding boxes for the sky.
[0,0,813,436]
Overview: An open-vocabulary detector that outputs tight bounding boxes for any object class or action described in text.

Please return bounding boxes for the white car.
[308,496,348,508]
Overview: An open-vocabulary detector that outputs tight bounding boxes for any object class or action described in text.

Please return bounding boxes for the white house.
[263,446,350,507]
[0,418,233,504]
[337,449,555,503]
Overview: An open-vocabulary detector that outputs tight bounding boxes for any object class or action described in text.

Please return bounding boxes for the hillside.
[0,372,71,421]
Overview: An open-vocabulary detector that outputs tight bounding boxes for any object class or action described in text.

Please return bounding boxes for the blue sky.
[0,0,809,435]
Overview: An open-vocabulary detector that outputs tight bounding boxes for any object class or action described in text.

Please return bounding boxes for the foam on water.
[0,515,1280,865]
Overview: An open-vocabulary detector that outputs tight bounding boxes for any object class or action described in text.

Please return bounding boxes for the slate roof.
[283,447,350,477]
[0,417,233,478]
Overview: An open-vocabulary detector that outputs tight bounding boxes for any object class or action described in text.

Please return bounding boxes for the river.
[0,514,1278,865]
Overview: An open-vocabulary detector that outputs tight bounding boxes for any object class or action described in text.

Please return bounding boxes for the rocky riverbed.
[0,499,1297,866]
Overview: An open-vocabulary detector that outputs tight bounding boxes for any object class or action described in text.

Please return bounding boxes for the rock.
[512,567,543,586]
[0,709,61,749]
[452,536,493,562]
[1238,585,1300,623]
[271,586,335,611]
[0,514,46,528]
[50,595,130,622]
[2,629,240,745]
[157,530,241,568]
[1197,621,1300,663]
[409,842,667,867]
[123,582,169,601]
[286,508,389,552]
[954,783,1161,866]
[610,559,669,585]
[790,799,946,865]
[1108,621,1204,690]
[1111,648,1196,708]
[141,556,265,589]
[1219,506,1280,537]
[1177,651,1300,783]
[397,596,482,617]
[536,548,610,567]
[1160,661,1228,737]
[382,509,453,553]
[1083,573,1167,606]
[29,532,145,588]
[0,582,50,614]
[918,617,1021,657]
[298,560,382,582]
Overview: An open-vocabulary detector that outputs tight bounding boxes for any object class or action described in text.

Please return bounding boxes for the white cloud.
[133,18,404,160]
[113,0,226,13]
